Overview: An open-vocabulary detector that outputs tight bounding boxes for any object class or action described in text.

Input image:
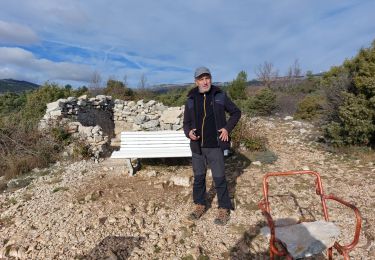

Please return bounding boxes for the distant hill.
[0,79,40,93]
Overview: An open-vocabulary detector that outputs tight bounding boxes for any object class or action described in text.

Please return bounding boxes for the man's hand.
[189,129,200,140]
[218,128,229,141]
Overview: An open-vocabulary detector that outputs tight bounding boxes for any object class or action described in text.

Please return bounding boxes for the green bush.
[228,71,247,100]
[156,86,193,106]
[237,88,277,116]
[0,92,27,116]
[323,40,375,146]
[103,79,134,100]
[251,88,277,115]
[19,83,74,124]
[294,94,325,120]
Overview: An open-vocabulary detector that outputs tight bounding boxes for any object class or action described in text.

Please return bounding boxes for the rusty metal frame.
[258,170,362,260]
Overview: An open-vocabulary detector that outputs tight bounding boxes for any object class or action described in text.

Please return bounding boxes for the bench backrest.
[120,130,189,149]
[111,130,192,158]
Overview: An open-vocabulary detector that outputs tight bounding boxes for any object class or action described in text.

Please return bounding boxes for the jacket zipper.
[201,94,206,146]
[212,92,220,146]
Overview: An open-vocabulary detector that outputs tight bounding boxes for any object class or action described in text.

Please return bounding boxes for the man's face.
[195,74,212,93]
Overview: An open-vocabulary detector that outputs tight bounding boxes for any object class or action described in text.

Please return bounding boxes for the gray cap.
[194,66,211,78]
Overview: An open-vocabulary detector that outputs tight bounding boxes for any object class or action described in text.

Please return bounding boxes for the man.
[183,66,241,225]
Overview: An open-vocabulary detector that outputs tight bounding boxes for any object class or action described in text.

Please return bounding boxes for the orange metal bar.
[323,194,362,253]
[259,170,362,260]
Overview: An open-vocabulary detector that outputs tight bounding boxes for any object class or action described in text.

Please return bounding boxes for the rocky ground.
[0,117,374,259]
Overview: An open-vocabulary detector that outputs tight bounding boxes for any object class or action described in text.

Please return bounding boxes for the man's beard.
[198,85,211,93]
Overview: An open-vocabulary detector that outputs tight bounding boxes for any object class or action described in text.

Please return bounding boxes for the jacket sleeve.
[183,102,192,138]
[224,93,241,133]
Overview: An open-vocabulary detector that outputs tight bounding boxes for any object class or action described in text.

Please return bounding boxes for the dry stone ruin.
[39,95,184,160]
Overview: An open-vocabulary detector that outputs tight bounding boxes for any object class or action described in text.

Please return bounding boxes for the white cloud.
[0,0,374,86]
[0,47,93,83]
[0,20,39,45]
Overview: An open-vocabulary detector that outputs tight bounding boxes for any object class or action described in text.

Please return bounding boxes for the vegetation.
[1,40,374,179]
[0,82,89,179]
[231,117,268,151]
[103,79,134,100]
[294,94,325,120]
[323,41,375,147]
[155,85,193,106]
[228,71,247,100]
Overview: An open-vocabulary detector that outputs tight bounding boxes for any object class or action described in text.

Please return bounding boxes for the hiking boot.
[188,204,207,220]
[214,208,230,225]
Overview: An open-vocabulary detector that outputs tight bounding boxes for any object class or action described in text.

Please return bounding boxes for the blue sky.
[0,0,374,88]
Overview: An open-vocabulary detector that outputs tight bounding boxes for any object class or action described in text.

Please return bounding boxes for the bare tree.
[284,59,302,88]
[138,73,147,89]
[123,74,128,87]
[88,70,104,96]
[255,61,278,88]
[292,59,301,78]
[89,70,102,88]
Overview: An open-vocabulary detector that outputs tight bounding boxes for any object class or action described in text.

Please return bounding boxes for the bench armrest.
[324,194,362,252]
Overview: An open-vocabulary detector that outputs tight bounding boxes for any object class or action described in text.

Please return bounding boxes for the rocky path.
[0,117,374,259]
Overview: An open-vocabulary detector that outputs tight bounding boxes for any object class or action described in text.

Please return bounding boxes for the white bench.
[111,131,192,175]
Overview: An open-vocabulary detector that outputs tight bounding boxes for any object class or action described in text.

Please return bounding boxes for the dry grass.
[0,121,63,179]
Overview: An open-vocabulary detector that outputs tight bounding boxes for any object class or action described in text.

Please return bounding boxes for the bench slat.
[111,149,192,158]
[121,138,189,142]
[121,144,189,148]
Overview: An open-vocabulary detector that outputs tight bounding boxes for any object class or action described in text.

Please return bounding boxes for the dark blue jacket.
[183,85,241,154]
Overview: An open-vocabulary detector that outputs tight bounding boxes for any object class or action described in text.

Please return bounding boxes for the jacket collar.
[187,85,221,98]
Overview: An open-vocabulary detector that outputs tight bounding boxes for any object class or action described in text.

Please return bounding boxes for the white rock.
[284,116,294,120]
[170,175,191,187]
[252,161,262,166]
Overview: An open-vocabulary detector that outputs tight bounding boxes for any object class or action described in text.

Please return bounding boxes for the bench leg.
[125,158,141,176]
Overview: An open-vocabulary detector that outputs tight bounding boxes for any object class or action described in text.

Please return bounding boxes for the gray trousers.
[192,148,233,210]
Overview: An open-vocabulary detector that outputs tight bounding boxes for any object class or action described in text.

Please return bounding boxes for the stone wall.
[39,95,184,159]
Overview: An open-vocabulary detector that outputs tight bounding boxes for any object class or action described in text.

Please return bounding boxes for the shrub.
[0,92,27,116]
[0,117,63,179]
[19,83,74,124]
[72,141,92,160]
[228,71,247,100]
[294,94,325,120]
[324,94,374,147]
[322,40,375,146]
[51,127,71,142]
[156,86,193,106]
[231,117,268,151]
[103,79,134,100]
[273,91,304,116]
[250,88,277,115]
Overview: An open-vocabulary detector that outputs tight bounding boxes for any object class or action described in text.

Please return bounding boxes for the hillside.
[0,79,39,93]
[0,116,373,259]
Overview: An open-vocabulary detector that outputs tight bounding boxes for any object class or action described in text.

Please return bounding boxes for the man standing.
[183,67,241,225]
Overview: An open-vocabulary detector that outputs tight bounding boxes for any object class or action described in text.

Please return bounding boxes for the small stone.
[145,170,157,177]
[252,161,262,166]
[108,217,116,224]
[284,116,293,120]
[169,175,191,187]
[99,217,107,225]
[166,235,175,245]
